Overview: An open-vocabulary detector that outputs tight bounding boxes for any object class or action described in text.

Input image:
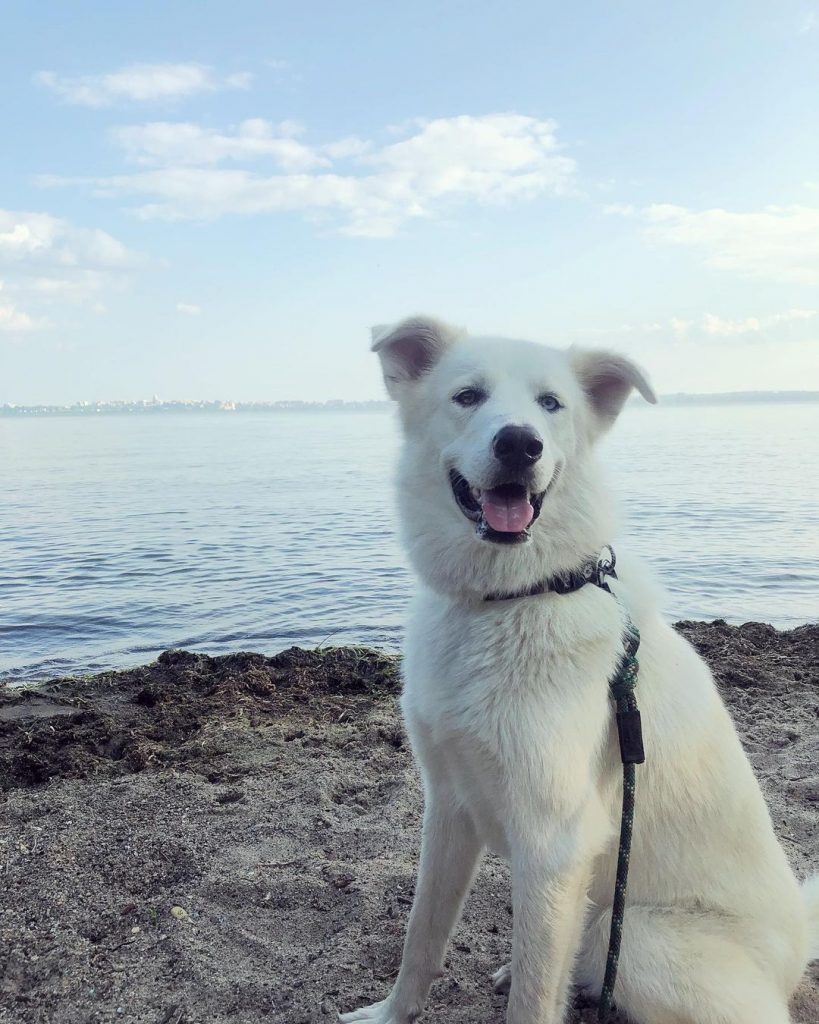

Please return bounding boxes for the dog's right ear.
[371,316,463,399]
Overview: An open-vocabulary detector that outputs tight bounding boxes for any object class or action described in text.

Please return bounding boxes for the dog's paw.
[491,962,512,994]
[339,996,421,1023]
[338,1000,389,1023]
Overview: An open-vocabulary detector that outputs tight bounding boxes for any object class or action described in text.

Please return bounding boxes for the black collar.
[484,545,618,602]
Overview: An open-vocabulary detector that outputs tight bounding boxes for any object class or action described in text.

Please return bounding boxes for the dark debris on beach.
[0,646,401,788]
[1,620,815,793]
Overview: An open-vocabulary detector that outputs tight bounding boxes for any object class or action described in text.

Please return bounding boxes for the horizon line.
[2,389,819,413]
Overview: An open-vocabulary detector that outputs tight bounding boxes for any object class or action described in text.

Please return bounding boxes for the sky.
[1,0,818,404]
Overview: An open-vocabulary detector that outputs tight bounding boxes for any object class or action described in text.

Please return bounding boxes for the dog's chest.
[402,592,622,846]
[405,589,622,721]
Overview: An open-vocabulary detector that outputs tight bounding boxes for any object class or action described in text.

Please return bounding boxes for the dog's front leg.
[394,795,484,1005]
[340,795,483,1024]
[506,841,590,1024]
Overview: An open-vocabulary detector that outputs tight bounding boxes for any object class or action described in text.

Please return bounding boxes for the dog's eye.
[452,387,485,408]
[537,393,563,413]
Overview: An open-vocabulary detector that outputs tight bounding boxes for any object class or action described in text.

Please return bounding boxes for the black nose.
[492,425,543,471]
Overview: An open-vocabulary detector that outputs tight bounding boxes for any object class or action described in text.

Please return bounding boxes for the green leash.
[484,548,645,1020]
[597,618,644,1021]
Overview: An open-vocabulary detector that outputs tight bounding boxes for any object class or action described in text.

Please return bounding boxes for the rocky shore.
[1,621,817,1023]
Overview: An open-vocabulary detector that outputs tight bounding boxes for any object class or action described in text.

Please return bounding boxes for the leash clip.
[595,544,617,590]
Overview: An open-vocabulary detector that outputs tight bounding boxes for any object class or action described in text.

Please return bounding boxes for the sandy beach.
[1,620,817,1024]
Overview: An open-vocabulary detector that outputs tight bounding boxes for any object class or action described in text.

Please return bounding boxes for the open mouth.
[449,470,546,544]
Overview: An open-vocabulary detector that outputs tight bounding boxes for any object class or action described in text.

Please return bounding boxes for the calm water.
[1,404,818,683]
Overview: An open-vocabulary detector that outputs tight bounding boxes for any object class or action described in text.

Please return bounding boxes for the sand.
[1,621,817,1024]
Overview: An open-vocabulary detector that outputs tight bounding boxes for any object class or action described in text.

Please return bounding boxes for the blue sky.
[1,0,817,403]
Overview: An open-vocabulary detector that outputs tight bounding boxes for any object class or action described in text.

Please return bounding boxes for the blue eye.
[452,387,485,408]
[538,393,563,413]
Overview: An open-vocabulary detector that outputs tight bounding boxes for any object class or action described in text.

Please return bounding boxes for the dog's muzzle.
[449,469,547,544]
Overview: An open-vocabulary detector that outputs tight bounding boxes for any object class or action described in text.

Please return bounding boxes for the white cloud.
[0,302,37,332]
[371,115,570,182]
[112,119,327,172]
[641,203,819,285]
[669,318,694,339]
[0,210,147,326]
[24,275,101,295]
[577,308,817,342]
[700,308,816,336]
[43,113,577,237]
[0,209,146,271]
[799,11,817,33]
[176,302,201,315]
[34,63,252,107]
[603,202,635,216]
[572,309,818,393]
[320,137,372,160]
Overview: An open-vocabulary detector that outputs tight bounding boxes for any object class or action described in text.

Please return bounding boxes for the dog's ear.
[371,316,463,399]
[571,348,657,430]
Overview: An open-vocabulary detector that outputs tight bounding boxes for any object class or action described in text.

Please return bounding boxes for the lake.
[2,403,818,683]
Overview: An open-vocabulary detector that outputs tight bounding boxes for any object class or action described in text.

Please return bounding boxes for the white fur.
[340,317,818,1024]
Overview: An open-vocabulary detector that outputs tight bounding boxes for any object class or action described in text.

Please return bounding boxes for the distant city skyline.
[1,1,818,404]
[4,390,818,417]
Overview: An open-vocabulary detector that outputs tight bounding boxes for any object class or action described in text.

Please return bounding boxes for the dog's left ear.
[371,316,463,399]
[571,348,657,430]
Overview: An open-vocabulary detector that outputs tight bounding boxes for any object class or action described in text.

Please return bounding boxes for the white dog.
[340,316,818,1024]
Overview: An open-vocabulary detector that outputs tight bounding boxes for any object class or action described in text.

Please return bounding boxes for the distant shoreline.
[2,391,818,417]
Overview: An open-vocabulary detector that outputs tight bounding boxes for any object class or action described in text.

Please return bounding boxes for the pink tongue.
[479,491,534,533]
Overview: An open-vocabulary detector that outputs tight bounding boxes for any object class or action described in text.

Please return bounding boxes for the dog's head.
[373,316,656,597]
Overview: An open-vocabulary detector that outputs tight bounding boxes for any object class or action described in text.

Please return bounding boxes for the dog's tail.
[803,875,819,962]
